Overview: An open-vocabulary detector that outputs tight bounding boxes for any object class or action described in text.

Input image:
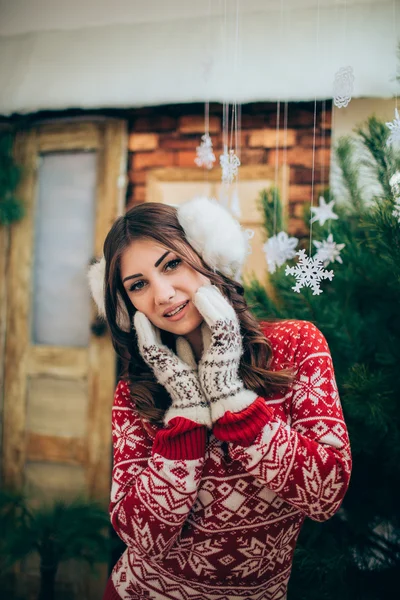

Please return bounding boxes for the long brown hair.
[103,202,294,426]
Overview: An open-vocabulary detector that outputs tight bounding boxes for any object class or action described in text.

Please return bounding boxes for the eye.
[128,258,182,293]
[165,258,182,271]
[128,280,145,293]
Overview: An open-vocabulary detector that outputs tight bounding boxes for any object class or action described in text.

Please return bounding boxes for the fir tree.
[0,490,112,600]
[0,133,24,226]
[244,117,400,600]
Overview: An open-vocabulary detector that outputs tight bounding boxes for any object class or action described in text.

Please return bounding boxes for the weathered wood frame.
[2,120,128,500]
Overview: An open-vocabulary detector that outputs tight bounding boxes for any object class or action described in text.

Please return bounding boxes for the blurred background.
[0,1,399,599]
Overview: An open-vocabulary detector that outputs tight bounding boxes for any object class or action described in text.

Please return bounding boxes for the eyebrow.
[122,250,170,283]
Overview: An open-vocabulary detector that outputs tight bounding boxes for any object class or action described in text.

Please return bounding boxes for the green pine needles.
[244,116,400,600]
[0,133,24,226]
[0,490,112,600]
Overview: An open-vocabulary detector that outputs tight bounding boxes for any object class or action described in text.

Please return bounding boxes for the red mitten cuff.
[213,396,274,446]
[152,416,207,460]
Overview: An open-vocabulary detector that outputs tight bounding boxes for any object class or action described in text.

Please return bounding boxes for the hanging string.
[393,0,398,110]
[229,0,239,158]
[320,99,330,235]
[204,0,212,138]
[223,0,228,156]
[219,0,229,206]
[309,0,321,255]
[273,100,281,235]
[327,99,337,236]
[234,0,240,202]
[272,0,286,235]
[328,0,340,221]
[281,2,290,227]
[205,102,209,136]
[282,100,289,218]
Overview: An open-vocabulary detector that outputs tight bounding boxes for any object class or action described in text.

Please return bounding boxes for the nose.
[153,278,176,307]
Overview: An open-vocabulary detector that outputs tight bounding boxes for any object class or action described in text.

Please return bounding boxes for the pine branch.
[257,187,284,239]
[334,136,364,213]
[355,117,393,198]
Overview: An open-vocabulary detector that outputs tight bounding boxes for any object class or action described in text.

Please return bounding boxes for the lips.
[163,301,189,317]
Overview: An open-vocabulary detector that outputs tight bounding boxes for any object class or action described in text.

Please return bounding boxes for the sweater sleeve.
[109,380,206,558]
[213,321,352,523]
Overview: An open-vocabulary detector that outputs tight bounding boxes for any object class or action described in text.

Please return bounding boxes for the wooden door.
[2,119,128,597]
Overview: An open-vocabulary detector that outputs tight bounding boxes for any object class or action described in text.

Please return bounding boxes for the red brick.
[240,115,267,129]
[128,133,159,151]
[287,217,308,237]
[176,151,199,168]
[296,133,331,147]
[239,148,266,165]
[268,147,330,169]
[132,151,175,170]
[287,110,317,128]
[320,111,332,129]
[289,185,312,203]
[268,148,315,168]
[127,167,147,185]
[317,148,331,167]
[160,136,198,151]
[133,116,177,132]
[289,201,308,219]
[160,133,224,151]
[133,185,146,202]
[292,167,330,185]
[178,115,221,134]
[248,128,296,148]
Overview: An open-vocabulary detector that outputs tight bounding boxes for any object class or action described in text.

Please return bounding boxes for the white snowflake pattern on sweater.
[104,320,352,600]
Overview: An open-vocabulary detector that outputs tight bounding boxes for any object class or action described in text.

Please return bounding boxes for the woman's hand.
[133,311,212,428]
[193,285,258,423]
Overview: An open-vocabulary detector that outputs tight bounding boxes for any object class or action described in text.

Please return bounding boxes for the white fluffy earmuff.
[176,196,252,282]
[87,257,131,332]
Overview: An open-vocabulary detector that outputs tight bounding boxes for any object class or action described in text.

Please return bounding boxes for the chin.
[160,314,203,336]
[171,320,202,336]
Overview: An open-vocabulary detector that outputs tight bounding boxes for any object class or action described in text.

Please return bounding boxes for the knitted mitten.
[193,285,258,424]
[133,311,212,428]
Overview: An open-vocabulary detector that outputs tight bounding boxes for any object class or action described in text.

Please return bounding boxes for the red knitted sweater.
[103,320,352,600]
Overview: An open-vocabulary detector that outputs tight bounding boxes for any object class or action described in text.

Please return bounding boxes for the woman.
[88,197,352,600]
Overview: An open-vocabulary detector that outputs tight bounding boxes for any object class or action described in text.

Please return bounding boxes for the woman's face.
[120,238,211,336]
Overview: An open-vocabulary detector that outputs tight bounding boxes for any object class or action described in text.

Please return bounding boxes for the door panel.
[32,151,98,347]
[2,119,127,598]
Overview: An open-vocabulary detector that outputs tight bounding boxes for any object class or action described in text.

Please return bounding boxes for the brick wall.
[127,101,332,236]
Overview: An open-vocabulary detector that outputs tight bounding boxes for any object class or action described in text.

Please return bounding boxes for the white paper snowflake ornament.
[220,149,241,184]
[285,249,334,295]
[244,228,255,256]
[310,196,339,226]
[195,133,216,169]
[313,234,345,266]
[389,171,400,197]
[392,198,400,223]
[388,172,400,222]
[333,66,355,108]
[230,188,241,218]
[263,231,299,274]
[386,108,400,147]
